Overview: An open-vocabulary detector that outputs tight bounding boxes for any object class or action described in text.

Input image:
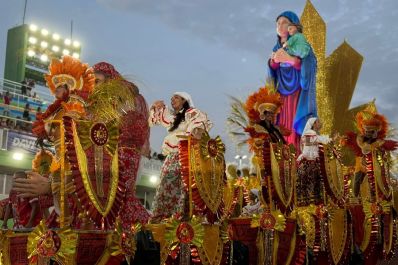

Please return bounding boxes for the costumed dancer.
[343,105,398,264]
[228,86,293,212]
[229,87,298,265]
[149,92,212,223]
[343,105,398,200]
[29,55,95,228]
[13,57,149,231]
[91,62,151,228]
[268,11,317,148]
[296,117,331,206]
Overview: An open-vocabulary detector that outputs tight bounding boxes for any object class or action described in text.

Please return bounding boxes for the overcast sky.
[1,0,397,161]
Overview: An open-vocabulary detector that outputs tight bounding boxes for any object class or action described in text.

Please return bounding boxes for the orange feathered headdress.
[245,87,282,123]
[44,55,95,98]
[355,104,388,139]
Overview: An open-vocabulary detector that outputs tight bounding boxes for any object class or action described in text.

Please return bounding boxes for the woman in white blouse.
[149,92,212,223]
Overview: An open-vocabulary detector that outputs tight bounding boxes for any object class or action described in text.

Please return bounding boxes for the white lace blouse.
[149,106,212,155]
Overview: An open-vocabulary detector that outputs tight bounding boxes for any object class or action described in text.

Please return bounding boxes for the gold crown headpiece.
[256,102,279,114]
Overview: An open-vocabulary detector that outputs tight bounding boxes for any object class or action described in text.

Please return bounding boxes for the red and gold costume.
[242,87,295,213]
[31,57,149,231]
[4,57,151,264]
[343,105,398,264]
[92,62,151,228]
[8,190,41,228]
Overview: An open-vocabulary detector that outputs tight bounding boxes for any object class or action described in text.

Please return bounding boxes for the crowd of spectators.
[0,79,44,134]
[0,116,32,133]
[20,79,36,98]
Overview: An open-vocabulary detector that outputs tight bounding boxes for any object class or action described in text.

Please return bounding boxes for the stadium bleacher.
[0,78,50,133]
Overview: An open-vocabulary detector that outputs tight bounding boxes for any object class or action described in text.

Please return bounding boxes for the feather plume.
[227,95,250,148]
[86,79,135,122]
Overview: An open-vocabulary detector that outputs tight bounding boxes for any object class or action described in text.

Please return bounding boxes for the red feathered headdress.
[245,87,282,123]
[355,104,388,140]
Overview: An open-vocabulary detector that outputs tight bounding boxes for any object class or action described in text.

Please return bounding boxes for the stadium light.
[41,29,49,36]
[29,24,38,32]
[150,175,159,184]
[73,41,80,48]
[64,39,71,46]
[72,52,79,59]
[27,50,36,57]
[52,33,60,40]
[40,54,48,62]
[40,41,48,48]
[28,36,37,44]
[12,152,23,161]
[52,45,60,52]
[62,49,70,55]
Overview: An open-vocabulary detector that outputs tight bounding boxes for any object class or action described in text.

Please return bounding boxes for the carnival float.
[0,1,397,265]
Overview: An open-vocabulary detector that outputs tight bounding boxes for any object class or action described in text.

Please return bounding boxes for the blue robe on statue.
[268,11,317,136]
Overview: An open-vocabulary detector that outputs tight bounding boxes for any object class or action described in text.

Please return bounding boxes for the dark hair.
[289,23,303,33]
[311,118,318,130]
[236,170,242,177]
[57,84,69,90]
[168,101,190,132]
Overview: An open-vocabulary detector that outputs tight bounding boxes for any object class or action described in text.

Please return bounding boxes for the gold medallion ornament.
[164,216,204,248]
[200,132,225,162]
[90,123,109,146]
[251,209,286,232]
[363,200,391,220]
[97,221,141,265]
[27,221,77,265]
[76,120,119,155]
